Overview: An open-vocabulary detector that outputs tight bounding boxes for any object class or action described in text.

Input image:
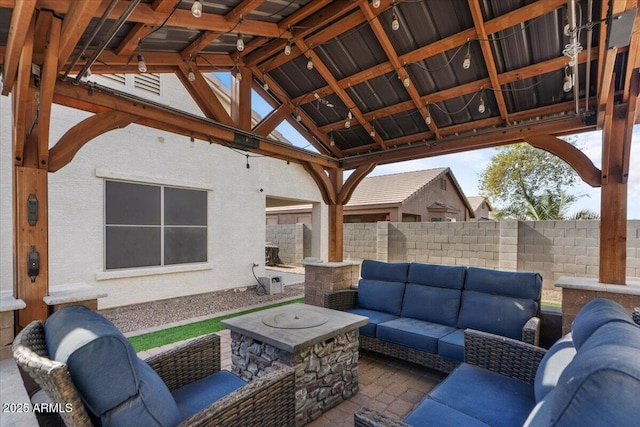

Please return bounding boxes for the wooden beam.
[37,13,62,170]
[180,31,223,58]
[341,115,587,169]
[468,0,510,124]
[328,169,344,262]
[231,67,252,130]
[52,79,337,169]
[301,162,336,205]
[522,134,601,187]
[621,68,639,184]
[12,15,35,166]
[175,62,234,126]
[116,0,181,57]
[2,0,36,95]
[57,0,97,66]
[253,104,292,136]
[339,163,376,205]
[49,111,135,172]
[226,0,265,23]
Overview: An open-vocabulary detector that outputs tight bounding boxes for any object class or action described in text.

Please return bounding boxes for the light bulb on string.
[284,40,292,56]
[403,75,410,87]
[330,133,335,146]
[372,0,381,8]
[188,66,196,81]
[370,126,376,138]
[391,10,400,31]
[307,57,313,70]
[236,33,244,52]
[425,103,432,125]
[236,69,242,82]
[345,111,352,129]
[296,111,302,122]
[137,45,147,73]
[463,42,471,69]
[263,81,269,91]
[478,93,485,114]
[191,0,203,18]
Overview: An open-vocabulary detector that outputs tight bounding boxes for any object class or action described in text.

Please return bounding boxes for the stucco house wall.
[400,174,471,221]
[0,74,327,309]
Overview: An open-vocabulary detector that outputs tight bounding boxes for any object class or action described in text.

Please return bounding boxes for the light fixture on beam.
[391,9,400,31]
[403,74,410,87]
[284,40,292,56]
[137,44,147,73]
[191,0,203,18]
[237,33,245,52]
[478,92,485,114]
[425,103,432,125]
[463,41,471,69]
[188,66,196,81]
[345,111,353,129]
[307,57,314,70]
[372,0,381,8]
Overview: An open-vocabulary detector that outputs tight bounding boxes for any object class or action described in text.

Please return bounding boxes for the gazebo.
[1,0,638,329]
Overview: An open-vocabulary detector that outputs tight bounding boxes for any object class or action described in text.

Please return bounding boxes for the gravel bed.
[100,283,304,333]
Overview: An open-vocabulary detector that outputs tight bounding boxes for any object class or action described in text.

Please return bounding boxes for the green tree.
[479,143,590,220]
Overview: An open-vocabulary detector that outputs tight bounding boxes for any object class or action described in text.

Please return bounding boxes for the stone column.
[376,221,389,262]
[556,277,640,334]
[303,261,360,307]
[0,293,26,360]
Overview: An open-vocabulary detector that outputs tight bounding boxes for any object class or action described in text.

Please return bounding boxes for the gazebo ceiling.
[0,0,638,169]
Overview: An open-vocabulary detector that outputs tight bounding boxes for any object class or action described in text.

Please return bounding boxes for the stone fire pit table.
[221,303,368,426]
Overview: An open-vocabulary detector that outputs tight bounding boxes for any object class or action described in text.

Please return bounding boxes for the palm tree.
[523,190,577,220]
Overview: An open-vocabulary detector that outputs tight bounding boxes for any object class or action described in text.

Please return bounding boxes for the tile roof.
[346,168,448,207]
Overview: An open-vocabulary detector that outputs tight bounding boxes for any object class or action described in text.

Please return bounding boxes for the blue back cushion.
[45,306,181,426]
[549,346,640,426]
[534,334,576,402]
[401,284,461,326]
[356,279,406,315]
[571,298,634,350]
[360,259,409,282]
[457,292,538,339]
[407,263,466,289]
[464,267,542,300]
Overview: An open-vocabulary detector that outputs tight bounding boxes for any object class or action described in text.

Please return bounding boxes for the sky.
[216,73,640,220]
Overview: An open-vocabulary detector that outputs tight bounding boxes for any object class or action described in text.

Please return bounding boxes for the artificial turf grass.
[129,297,305,352]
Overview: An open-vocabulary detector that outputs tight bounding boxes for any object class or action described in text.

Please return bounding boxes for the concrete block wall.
[266,224,296,264]
[267,220,640,287]
[343,223,377,261]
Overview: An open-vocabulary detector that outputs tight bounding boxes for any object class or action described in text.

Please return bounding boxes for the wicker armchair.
[13,320,295,427]
[354,329,547,427]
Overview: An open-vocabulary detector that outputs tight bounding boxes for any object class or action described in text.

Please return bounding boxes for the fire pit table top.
[221,303,368,353]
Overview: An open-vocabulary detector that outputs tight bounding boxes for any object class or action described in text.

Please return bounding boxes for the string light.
[478,92,485,113]
[296,110,302,122]
[563,66,573,92]
[372,0,381,8]
[462,42,471,69]
[425,103,432,125]
[137,44,147,73]
[403,75,410,87]
[236,69,242,82]
[284,40,292,56]
[345,111,353,128]
[391,9,400,31]
[307,57,313,70]
[370,123,376,138]
[330,132,335,146]
[263,81,269,91]
[237,33,244,52]
[188,66,196,81]
[191,0,203,18]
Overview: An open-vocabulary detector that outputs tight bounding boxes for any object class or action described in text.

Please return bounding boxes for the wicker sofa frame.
[13,320,296,427]
[324,289,540,374]
[354,329,547,427]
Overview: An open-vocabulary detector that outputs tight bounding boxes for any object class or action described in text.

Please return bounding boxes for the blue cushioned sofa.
[325,260,542,372]
[13,305,295,427]
[354,297,640,427]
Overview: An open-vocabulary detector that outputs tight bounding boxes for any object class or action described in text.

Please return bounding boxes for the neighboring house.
[0,74,327,309]
[467,196,493,220]
[266,168,475,224]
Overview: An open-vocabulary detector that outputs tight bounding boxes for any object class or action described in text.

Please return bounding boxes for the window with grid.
[105,180,207,270]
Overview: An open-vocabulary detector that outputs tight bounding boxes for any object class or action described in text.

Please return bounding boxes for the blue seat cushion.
[464,267,542,300]
[579,321,640,353]
[534,333,576,402]
[550,345,640,426]
[172,370,247,420]
[438,329,465,362]
[360,259,409,282]
[401,284,461,326]
[457,291,538,339]
[407,263,466,289]
[429,363,535,427]
[404,398,491,427]
[346,308,398,337]
[45,305,181,426]
[570,297,635,350]
[376,318,456,353]
[356,279,406,316]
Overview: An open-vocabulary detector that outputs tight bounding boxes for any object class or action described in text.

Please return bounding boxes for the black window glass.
[106,226,161,269]
[164,227,207,265]
[106,181,160,225]
[165,187,207,225]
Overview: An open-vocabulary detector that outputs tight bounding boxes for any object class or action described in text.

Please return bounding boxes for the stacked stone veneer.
[269,220,640,288]
[304,262,360,306]
[230,329,360,426]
